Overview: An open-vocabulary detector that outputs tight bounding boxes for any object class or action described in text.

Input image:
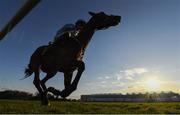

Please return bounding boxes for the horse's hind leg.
[33,70,44,104]
[33,70,43,94]
[40,71,57,105]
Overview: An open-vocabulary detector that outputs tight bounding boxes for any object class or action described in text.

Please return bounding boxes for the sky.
[0,0,179,99]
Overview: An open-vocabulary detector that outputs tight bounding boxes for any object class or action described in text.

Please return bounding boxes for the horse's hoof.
[41,93,49,106]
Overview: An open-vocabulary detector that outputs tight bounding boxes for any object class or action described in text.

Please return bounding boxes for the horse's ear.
[89,12,96,16]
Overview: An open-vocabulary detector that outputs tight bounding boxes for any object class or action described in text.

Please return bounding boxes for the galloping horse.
[25,12,121,105]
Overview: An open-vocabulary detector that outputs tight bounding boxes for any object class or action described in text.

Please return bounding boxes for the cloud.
[111,81,125,87]
[87,67,149,94]
[113,67,148,81]
[115,73,123,80]
[125,76,133,80]
[96,67,148,82]
[97,77,103,80]
[101,81,107,84]
[105,76,111,79]
[124,68,148,77]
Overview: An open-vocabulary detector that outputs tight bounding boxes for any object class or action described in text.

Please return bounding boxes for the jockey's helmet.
[75,19,86,29]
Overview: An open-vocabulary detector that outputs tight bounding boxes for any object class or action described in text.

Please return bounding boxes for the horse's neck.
[77,20,95,50]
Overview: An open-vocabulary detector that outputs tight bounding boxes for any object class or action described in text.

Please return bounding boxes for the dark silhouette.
[24,12,121,105]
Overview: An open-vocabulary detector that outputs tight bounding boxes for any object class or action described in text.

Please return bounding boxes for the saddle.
[42,33,70,56]
[42,33,82,59]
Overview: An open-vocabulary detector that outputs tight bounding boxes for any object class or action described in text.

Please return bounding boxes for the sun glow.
[146,78,160,90]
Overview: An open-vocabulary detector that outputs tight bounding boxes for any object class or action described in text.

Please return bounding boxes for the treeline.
[90,91,180,99]
[0,90,78,101]
[0,90,37,100]
[82,91,180,102]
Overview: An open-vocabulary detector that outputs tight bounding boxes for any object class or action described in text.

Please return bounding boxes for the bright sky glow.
[146,78,160,91]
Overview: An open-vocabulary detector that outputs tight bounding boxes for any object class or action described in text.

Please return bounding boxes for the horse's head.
[88,12,121,30]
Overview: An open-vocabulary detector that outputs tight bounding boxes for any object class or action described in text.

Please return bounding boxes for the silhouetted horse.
[25,12,121,105]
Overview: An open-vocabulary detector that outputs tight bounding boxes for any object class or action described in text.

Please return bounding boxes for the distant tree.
[0,90,33,100]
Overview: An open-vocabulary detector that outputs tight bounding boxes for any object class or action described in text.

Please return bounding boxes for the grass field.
[0,100,180,114]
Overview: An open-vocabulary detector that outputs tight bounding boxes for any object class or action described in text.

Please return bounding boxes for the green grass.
[0,100,180,114]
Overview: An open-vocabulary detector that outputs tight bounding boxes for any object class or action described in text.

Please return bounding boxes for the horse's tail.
[25,64,33,77]
[21,64,33,80]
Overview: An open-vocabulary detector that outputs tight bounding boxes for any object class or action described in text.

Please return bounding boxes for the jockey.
[53,24,75,43]
[53,19,86,43]
[42,19,86,55]
[74,19,86,37]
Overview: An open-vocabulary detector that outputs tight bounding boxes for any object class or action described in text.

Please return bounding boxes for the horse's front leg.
[64,72,73,90]
[60,61,85,98]
[41,71,57,92]
[47,71,73,99]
